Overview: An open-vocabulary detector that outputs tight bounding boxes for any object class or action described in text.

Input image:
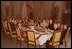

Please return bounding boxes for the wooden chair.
[16,28,22,40]
[2,21,12,39]
[62,27,70,48]
[2,21,16,41]
[9,22,17,38]
[20,28,28,43]
[16,27,23,47]
[2,21,10,35]
[48,31,62,48]
[27,30,37,48]
[16,27,28,47]
[5,22,18,43]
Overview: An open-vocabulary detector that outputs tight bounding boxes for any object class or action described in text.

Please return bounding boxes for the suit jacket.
[47,23,54,30]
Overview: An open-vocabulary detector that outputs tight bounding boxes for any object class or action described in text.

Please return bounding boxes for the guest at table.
[57,22,61,30]
[9,18,16,32]
[60,24,64,31]
[35,22,43,31]
[23,17,28,26]
[13,19,18,29]
[27,19,35,26]
[40,20,48,29]
[53,23,58,31]
[60,24,68,44]
[18,20,23,29]
[46,19,54,30]
[45,23,59,48]
[40,20,45,28]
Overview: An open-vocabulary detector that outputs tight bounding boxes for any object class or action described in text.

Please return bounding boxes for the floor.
[1,30,71,48]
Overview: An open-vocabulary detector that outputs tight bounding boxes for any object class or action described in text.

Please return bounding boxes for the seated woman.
[13,19,18,29]
[19,24,28,40]
[57,22,61,30]
[27,19,35,26]
[60,24,64,31]
[18,19,23,29]
[23,17,28,26]
[40,20,49,29]
[53,23,58,31]
[35,22,43,31]
[48,23,58,32]
[40,20,45,28]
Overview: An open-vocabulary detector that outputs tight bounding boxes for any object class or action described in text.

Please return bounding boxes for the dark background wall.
[1,1,71,26]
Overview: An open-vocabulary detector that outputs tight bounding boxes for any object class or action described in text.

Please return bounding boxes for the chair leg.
[24,41,28,48]
[10,35,12,41]
[16,39,19,48]
[58,45,60,48]
[10,33,13,41]
[54,45,60,48]
[65,40,67,48]
[34,45,36,48]
[27,43,29,48]
[39,45,41,48]
[19,41,21,48]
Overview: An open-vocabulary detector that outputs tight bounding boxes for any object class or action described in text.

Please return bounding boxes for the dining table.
[34,30,53,45]
[20,27,53,46]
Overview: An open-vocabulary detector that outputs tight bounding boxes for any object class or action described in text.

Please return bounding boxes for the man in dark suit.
[47,19,54,30]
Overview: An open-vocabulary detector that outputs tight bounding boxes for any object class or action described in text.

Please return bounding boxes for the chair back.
[65,27,70,40]
[27,30,35,41]
[3,21,11,34]
[3,22,7,33]
[16,28,21,38]
[52,31,62,43]
[29,26,34,30]
[27,30,36,45]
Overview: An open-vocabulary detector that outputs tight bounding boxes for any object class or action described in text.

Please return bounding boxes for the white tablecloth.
[22,27,53,45]
[35,31,53,45]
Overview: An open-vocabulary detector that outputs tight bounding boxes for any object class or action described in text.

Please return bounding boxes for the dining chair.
[27,30,39,48]
[16,27,28,48]
[2,21,10,35]
[16,27,23,47]
[47,31,62,48]
[62,27,70,48]
[10,30,17,38]
[20,28,28,44]
[9,23,17,38]
[6,22,18,43]
[2,20,16,42]
[2,21,12,39]
[27,30,36,48]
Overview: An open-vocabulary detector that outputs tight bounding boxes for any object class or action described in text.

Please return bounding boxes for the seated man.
[47,19,54,30]
[60,24,68,44]
[45,23,58,48]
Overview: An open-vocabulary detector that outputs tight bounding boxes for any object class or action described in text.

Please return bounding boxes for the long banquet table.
[20,27,53,45]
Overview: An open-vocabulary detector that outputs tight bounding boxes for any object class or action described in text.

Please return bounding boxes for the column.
[21,1,27,19]
[56,1,65,22]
